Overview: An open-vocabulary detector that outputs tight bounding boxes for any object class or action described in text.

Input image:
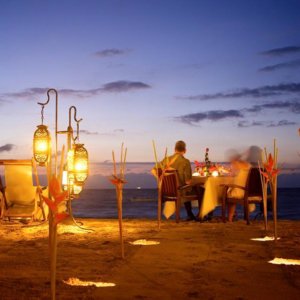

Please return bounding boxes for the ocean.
[72,188,300,220]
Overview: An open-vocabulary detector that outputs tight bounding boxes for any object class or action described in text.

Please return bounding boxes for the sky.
[0,0,300,188]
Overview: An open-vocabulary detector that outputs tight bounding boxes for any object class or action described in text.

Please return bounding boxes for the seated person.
[151,140,202,221]
[227,158,252,221]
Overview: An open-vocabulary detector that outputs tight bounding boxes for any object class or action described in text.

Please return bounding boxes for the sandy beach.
[0,218,299,300]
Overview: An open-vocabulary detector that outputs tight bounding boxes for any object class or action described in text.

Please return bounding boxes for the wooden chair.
[159,169,203,223]
[0,159,47,222]
[221,167,265,225]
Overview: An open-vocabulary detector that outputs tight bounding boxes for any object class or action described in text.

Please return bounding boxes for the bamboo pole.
[273,139,278,241]
[152,140,161,231]
[117,184,124,258]
[258,160,268,231]
[111,146,126,258]
[50,222,57,300]
[122,148,127,178]
[112,151,117,177]
[48,145,66,300]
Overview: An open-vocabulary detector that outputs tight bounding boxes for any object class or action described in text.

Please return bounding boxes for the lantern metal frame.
[33,124,51,166]
[33,89,89,226]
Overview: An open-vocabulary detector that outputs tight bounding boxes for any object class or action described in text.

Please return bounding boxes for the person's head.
[175,140,186,154]
[245,145,262,165]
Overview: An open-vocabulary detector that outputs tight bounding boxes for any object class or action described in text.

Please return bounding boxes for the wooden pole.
[50,222,57,300]
[117,184,124,258]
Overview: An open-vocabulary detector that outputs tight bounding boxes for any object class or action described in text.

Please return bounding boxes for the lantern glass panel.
[74,144,88,183]
[33,125,50,165]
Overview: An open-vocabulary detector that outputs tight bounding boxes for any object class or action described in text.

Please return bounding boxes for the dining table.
[191,174,234,219]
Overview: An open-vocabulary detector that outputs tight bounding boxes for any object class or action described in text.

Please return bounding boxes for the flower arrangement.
[258,139,279,239]
[109,143,127,258]
[194,148,230,177]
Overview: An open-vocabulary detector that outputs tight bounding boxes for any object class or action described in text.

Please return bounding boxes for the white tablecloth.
[192,175,233,218]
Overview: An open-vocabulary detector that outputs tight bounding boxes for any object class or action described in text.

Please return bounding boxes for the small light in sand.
[64,278,116,287]
[57,226,89,234]
[130,239,160,246]
[251,236,280,242]
[269,258,300,266]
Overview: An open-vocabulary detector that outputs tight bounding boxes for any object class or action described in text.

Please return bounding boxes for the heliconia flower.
[109,175,127,185]
[260,153,280,181]
[42,176,69,224]
[43,196,57,212]
[54,212,69,226]
[264,154,274,173]
[194,160,204,167]
[209,165,217,171]
[260,171,270,181]
[49,176,62,198]
[110,178,127,185]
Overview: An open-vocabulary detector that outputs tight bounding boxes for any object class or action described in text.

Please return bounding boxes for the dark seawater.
[72,188,300,220]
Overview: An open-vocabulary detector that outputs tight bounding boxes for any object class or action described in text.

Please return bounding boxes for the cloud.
[268,120,297,127]
[176,100,300,126]
[176,109,243,125]
[94,48,131,58]
[93,129,125,136]
[238,120,297,128]
[101,81,151,92]
[260,46,300,56]
[245,100,300,114]
[259,59,300,72]
[80,130,99,135]
[177,83,300,101]
[0,144,16,152]
[79,129,124,136]
[2,81,151,100]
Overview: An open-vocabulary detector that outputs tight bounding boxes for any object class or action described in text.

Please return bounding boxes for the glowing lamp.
[73,143,88,183]
[33,125,51,166]
[73,184,83,195]
[212,170,219,177]
[62,170,68,191]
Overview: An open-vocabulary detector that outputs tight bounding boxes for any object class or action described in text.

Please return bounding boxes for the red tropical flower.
[260,153,280,181]
[42,176,69,224]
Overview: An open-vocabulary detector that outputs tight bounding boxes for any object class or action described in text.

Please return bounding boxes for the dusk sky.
[0,0,300,187]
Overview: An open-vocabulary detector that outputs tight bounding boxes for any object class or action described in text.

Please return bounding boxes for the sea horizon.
[72,187,300,221]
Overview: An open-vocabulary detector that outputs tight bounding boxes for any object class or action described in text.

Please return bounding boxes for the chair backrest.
[0,160,36,206]
[246,167,263,197]
[159,169,179,200]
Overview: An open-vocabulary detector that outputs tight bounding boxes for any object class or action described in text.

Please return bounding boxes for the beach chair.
[221,167,265,224]
[160,169,202,223]
[0,159,47,222]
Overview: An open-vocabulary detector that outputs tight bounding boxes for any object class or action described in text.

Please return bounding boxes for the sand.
[0,218,299,299]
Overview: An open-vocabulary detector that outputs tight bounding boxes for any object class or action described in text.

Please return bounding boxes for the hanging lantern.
[67,148,74,173]
[73,183,83,195]
[63,169,83,196]
[33,124,51,166]
[73,143,88,183]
